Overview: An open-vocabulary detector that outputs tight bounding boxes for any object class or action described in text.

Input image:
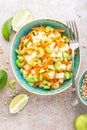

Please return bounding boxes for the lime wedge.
[12,9,33,32]
[0,69,8,90]
[2,17,13,41]
[9,94,29,114]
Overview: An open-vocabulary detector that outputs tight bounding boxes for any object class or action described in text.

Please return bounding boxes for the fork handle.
[72,49,75,89]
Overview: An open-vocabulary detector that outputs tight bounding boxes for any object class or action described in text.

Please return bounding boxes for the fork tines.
[67,21,79,42]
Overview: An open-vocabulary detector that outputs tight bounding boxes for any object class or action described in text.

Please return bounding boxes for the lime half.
[0,69,7,90]
[2,17,13,41]
[74,114,87,130]
[12,9,33,32]
[9,94,29,114]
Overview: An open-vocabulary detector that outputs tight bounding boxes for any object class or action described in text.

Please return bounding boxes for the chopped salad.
[16,25,73,89]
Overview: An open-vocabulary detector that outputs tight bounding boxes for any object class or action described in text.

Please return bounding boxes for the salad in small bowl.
[78,70,87,105]
[11,19,80,95]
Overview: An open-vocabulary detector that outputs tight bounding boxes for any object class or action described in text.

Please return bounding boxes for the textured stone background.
[0,0,87,130]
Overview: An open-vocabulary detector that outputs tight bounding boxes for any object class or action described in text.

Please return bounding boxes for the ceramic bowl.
[11,19,80,95]
[78,70,87,105]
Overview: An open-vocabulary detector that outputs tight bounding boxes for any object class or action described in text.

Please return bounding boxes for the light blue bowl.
[78,70,87,105]
[11,19,80,95]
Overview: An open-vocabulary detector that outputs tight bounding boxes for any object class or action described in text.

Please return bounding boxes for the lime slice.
[0,69,8,90]
[12,9,33,32]
[2,17,13,41]
[9,94,29,114]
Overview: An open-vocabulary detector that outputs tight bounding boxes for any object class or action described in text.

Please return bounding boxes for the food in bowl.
[80,74,87,100]
[15,25,73,90]
[78,70,87,105]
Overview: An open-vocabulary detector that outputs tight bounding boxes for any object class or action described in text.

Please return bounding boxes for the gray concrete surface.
[0,0,87,130]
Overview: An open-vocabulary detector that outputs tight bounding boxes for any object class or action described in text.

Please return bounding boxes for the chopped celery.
[56,57,64,62]
[67,64,72,71]
[29,82,34,86]
[15,49,24,55]
[20,68,23,74]
[23,70,28,79]
[54,61,62,70]
[45,26,54,33]
[8,79,16,89]
[41,80,51,89]
[43,85,50,89]
[38,84,44,88]
[70,72,72,78]
[63,52,72,60]
[16,60,24,68]
[62,36,69,43]
[15,49,19,54]
[43,80,51,86]
[64,72,71,79]
[64,58,68,62]
[23,39,28,46]
[37,48,44,58]
[34,58,41,64]
[68,54,72,60]
[45,46,54,54]
[39,74,43,81]
[25,75,38,83]
[63,52,69,58]
[18,56,24,62]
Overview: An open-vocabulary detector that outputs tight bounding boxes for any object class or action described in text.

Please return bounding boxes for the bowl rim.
[11,18,81,95]
[77,69,87,105]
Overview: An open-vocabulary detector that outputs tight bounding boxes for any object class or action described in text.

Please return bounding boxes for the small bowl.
[11,19,80,95]
[78,70,87,105]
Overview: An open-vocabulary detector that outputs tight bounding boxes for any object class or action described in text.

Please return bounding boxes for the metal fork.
[67,21,79,106]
